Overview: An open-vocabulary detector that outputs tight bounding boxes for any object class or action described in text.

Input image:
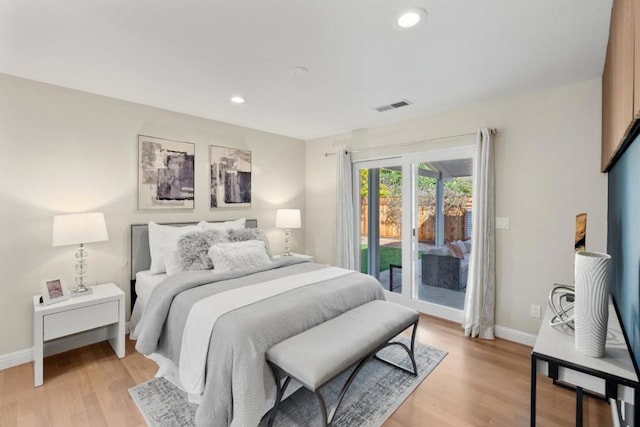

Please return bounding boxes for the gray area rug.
[129,337,447,427]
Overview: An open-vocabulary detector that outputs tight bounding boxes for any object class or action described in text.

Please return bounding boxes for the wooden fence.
[361,198,470,243]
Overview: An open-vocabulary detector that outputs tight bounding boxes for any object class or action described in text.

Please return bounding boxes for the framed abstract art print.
[210,145,251,208]
[138,135,195,210]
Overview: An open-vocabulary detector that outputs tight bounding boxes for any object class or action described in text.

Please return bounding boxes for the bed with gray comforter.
[134,256,385,427]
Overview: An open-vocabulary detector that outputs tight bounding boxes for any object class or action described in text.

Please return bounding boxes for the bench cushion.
[266,300,419,390]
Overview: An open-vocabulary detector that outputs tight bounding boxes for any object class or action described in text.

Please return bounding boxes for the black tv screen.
[608,132,640,378]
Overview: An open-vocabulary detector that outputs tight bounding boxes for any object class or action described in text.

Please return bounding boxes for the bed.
[130,220,385,427]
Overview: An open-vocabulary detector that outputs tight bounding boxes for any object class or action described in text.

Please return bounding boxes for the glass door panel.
[358,163,403,294]
[414,159,472,310]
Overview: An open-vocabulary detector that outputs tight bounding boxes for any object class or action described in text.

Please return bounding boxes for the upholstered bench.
[265,300,420,427]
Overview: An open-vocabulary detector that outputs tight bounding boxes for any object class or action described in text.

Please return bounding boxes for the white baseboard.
[0,322,131,372]
[0,348,33,371]
[495,324,537,347]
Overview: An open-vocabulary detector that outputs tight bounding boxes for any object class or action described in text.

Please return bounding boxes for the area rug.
[129,337,447,427]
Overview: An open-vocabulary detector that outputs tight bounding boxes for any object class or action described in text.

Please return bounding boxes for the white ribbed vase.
[574,251,612,358]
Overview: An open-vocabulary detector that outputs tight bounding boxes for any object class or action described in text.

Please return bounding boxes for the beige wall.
[305,78,607,335]
[0,74,305,355]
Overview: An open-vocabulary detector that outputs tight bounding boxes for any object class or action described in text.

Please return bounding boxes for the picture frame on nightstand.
[40,279,69,305]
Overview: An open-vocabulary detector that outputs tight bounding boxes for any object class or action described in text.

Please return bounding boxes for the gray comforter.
[134,257,385,427]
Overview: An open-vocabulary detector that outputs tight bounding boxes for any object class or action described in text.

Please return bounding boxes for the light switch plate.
[496,217,510,230]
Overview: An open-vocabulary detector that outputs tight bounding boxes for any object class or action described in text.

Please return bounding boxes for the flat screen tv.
[608,132,640,380]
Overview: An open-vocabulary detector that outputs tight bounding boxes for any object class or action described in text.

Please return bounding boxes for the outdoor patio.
[377,262,466,310]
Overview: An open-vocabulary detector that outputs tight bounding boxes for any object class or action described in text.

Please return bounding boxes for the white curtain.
[463,128,496,339]
[334,148,356,269]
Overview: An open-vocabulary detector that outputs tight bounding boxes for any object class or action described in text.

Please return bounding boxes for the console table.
[531,304,639,426]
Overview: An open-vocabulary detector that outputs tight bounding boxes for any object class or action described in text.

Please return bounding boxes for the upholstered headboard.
[129,219,257,310]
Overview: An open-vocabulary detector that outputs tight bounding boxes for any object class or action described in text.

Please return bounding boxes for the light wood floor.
[0,314,611,427]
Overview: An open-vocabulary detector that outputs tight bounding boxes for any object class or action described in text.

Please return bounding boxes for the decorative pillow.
[164,250,183,276]
[445,242,464,259]
[208,240,271,274]
[426,247,451,256]
[148,222,200,275]
[198,218,246,231]
[455,240,468,255]
[177,230,228,270]
[227,228,272,259]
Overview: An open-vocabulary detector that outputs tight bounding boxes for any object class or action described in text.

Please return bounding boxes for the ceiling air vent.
[375,99,412,113]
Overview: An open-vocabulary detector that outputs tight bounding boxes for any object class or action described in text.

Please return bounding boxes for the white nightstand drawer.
[44,300,119,340]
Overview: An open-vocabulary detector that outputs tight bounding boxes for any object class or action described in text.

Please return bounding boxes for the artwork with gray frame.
[138,135,195,210]
[210,145,251,208]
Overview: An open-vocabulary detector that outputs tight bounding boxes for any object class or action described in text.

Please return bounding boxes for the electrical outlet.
[496,217,510,230]
[530,304,541,319]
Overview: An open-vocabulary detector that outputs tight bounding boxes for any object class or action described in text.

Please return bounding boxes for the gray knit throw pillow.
[177,230,228,270]
[227,228,272,259]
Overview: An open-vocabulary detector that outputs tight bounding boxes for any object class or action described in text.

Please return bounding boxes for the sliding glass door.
[355,146,475,319]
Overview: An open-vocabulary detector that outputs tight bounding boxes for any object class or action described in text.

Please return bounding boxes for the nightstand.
[274,253,314,262]
[32,282,125,387]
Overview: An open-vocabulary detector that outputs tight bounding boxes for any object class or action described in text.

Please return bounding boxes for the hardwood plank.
[0,317,613,427]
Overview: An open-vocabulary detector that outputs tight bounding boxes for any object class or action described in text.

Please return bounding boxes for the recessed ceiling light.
[397,8,426,28]
[230,96,245,104]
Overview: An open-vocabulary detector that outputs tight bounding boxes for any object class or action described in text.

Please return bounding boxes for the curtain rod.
[324,128,497,157]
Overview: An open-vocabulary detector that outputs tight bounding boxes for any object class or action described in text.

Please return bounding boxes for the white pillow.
[198,218,246,231]
[164,250,183,276]
[208,240,271,274]
[455,240,468,255]
[148,222,200,275]
[441,246,454,257]
[463,239,472,252]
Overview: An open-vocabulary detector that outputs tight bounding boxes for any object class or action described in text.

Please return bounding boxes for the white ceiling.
[0,0,612,140]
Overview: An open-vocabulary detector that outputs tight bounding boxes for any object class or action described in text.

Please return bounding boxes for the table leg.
[33,311,43,387]
[389,264,402,292]
[107,295,125,358]
[531,354,536,427]
[634,387,639,427]
[576,386,583,427]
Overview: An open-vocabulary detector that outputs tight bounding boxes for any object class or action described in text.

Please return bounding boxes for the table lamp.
[275,209,301,256]
[52,212,109,296]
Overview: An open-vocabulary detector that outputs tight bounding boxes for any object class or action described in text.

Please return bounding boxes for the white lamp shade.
[275,209,301,229]
[52,212,109,247]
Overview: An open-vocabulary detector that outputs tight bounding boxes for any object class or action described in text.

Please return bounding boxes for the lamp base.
[70,286,93,298]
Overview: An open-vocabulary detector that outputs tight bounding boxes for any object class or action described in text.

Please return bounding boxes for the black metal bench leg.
[373,321,419,376]
[408,320,418,375]
[267,362,290,427]
[315,390,330,427]
[327,353,378,424]
[328,321,420,424]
